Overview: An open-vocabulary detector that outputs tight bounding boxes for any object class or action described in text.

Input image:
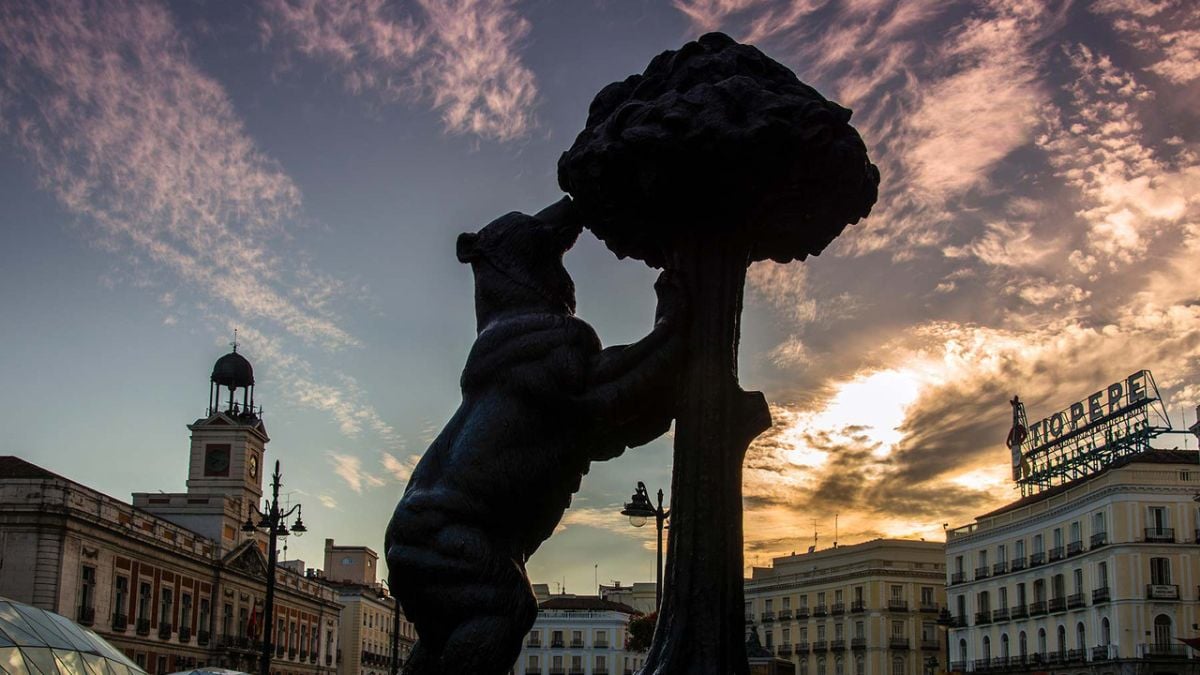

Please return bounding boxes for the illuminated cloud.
[329,452,387,493]
[262,0,538,141]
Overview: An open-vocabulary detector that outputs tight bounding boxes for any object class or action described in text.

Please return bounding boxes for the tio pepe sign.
[1025,370,1151,452]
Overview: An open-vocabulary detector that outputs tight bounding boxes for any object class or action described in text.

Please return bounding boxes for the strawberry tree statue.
[558,33,879,674]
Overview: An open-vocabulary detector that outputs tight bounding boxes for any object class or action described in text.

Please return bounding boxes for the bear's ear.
[456,232,480,263]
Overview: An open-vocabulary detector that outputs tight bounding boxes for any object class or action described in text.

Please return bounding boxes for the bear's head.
[456,203,583,329]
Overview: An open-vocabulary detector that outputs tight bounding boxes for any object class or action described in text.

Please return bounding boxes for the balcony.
[795,642,810,654]
[919,602,939,614]
[197,630,210,646]
[569,669,585,675]
[921,639,940,651]
[551,639,564,648]
[1091,532,1108,548]
[992,561,1007,575]
[1146,584,1180,600]
[813,640,829,652]
[136,618,150,636]
[1028,601,1048,616]
[179,625,191,643]
[549,669,566,675]
[1047,546,1064,562]
[778,645,793,657]
[950,662,967,672]
[1067,541,1085,556]
[948,615,967,628]
[762,610,775,623]
[779,609,793,620]
[889,637,910,650]
[1029,552,1045,567]
[1141,643,1190,658]
[974,566,990,580]
[973,659,991,672]
[157,623,172,640]
[77,606,95,626]
[570,639,585,648]
[950,571,966,585]
[1145,527,1175,543]
[1010,557,1027,572]
[797,607,810,619]
[831,602,846,616]
[1067,593,1085,609]
[851,638,867,650]
[276,645,285,658]
[1048,597,1066,613]
[814,605,828,617]
[1092,586,1111,603]
[887,599,909,612]
[596,642,609,649]
[745,613,755,624]
[1009,605,1028,619]
[527,639,542,648]
[831,639,846,650]
[975,611,991,626]
[111,613,127,632]
[1092,645,1117,661]
[1066,649,1087,663]
[991,608,1009,622]
[851,600,867,613]
[288,648,297,660]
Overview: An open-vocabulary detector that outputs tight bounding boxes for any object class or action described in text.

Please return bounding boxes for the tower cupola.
[209,338,257,418]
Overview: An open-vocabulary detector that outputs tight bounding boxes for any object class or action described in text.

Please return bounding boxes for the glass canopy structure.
[0,597,145,674]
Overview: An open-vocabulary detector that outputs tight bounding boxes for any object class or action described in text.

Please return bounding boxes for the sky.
[0,0,1198,594]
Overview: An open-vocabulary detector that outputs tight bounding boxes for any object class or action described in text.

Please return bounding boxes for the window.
[954,556,964,574]
[1151,557,1172,585]
[982,636,991,661]
[1073,569,1083,594]
[1037,628,1046,656]
[1070,522,1081,545]
[766,630,774,648]
[998,587,1008,610]
[958,639,968,662]
[180,594,192,631]
[890,585,903,601]
[766,598,774,611]
[1093,511,1106,534]
[891,620,904,638]
[159,588,172,627]
[1052,574,1065,600]
[1101,618,1111,646]
[137,582,151,622]
[891,656,905,675]
[1000,634,1009,658]
[1053,528,1063,549]
[978,550,988,567]
[818,592,826,606]
[571,655,582,671]
[801,594,809,609]
[80,565,96,612]
[199,598,209,634]
[552,655,563,669]
[977,591,989,613]
[114,576,129,618]
[595,655,606,671]
[921,622,936,641]
[835,624,844,639]
[920,587,934,606]
[783,596,792,610]
[222,603,232,636]
[855,622,864,639]
[1056,625,1066,657]
[551,630,563,646]
[802,627,809,641]
[855,656,864,675]
[526,654,538,673]
[1019,632,1027,658]
[836,656,845,675]
[1015,583,1026,606]
[1097,561,1109,588]
[818,624,827,640]
[801,660,809,675]
[818,657,827,675]
[595,629,608,647]
[1033,579,1045,603]
[528,630,541,647]
[997,544,1007,563]
[835,589,844,604]
[783,628,791,645]
[1076,623,1085,650]
[854,586,864,602]
[955,595,966,618]
[1149,506,1169,533]
[1033,534,1043,554]
[1014,539,1025,558]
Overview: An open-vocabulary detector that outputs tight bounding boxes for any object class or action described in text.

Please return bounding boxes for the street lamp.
[241,459,306,675]
[620,481,669,611]
[381,580,402,675]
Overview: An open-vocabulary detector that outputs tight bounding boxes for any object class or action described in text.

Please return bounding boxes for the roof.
[978,449,1200,519]
[538,596,639,614]
[211,350,254,388]
[0,595,147,673]
[0,456,63,480]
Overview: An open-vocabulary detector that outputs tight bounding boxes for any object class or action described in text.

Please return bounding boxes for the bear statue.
[385,197,685,674]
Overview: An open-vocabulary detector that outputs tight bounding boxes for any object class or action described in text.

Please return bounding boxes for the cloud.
[329,452,386,493]
[0,0,357,350]
[262,0,538,141]
[318,494,339,509]
[381,451,422,483]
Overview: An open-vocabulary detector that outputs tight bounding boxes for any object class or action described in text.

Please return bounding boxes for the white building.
[946,449,1200,674]
[598,582,656,615]
[513,592,644,675]
[745,539,948,675]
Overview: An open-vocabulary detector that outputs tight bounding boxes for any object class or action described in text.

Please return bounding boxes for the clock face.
[342,557,354,565]
[249,456,258,479]
[204,445,231,477]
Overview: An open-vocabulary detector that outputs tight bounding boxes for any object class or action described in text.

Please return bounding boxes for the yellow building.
[946,449,1200,674]
[745,539,948,675]
[323,538,416,674]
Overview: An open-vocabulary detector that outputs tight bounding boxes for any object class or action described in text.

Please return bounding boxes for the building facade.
[945,449,1200,674]
[0,348,341,674]
[745,539,948,675]
[322,538,416,675]
[598,582,657,616]
[514,593,644,675]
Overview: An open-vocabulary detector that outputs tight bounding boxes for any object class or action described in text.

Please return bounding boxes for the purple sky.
[1,0,1198,591]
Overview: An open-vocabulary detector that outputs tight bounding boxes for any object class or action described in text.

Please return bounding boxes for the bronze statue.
[385,198,685,675]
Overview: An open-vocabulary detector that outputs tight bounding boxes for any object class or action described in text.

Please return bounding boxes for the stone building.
[322,538,416,675]
[514,589,644,675]
[0,348,341,674]
[945,449,1200,674]
[744,539,948,675]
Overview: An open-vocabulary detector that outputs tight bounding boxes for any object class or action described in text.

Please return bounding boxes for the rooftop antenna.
[834,513,839,548]
[231,327,239,353]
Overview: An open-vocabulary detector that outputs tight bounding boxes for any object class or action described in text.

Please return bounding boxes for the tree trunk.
[640,236,772,674]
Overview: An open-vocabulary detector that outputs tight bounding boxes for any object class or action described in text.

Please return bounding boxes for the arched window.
[1076,622,1086,651]
[1037,628,1046,657]
[1154,614,1173,648]
[1101,618,1111,646]
[855,656,864,675]
[836,656,845,675]
[819,656,827,675]
[1019,631,1027,658]
[801,659,809,675]
[959,638,968,662]
[983,636,992,661]
[1001,633,1010,659]
[1056,625,1066,657]
[892,656,905,675]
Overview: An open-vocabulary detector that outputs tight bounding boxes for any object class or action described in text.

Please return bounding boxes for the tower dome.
[211,350,254,389]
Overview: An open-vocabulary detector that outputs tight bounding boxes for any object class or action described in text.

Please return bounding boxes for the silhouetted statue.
[559,32,879,674]
[385,198,685,675]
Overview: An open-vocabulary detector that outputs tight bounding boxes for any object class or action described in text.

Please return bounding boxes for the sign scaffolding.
[1007,370,1174,496]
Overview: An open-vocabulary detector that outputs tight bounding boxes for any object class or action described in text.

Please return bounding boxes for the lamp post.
[620,481,669,610]
[381,580,402,675]
[242,459,306,675]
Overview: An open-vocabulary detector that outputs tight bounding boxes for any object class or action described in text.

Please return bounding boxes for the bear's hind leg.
[400,640,441,675]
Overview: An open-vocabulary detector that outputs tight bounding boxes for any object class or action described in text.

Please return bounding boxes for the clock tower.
[134,344,269,551]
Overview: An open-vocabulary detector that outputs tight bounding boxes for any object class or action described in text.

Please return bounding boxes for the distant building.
[744,539,948,675]
[0,348,341,674]
[945,449,1200,674]
[322,538,416,675]
[598,582,657,615]
[514,588,645,675]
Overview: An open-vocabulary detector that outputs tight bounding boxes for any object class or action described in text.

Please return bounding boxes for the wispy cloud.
[381,451,421,482]
[262,0,538,141]
[0,0,356,350]
[329,452,387,493]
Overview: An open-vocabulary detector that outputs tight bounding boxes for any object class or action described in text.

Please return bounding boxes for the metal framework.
[1008,370,1174,496]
